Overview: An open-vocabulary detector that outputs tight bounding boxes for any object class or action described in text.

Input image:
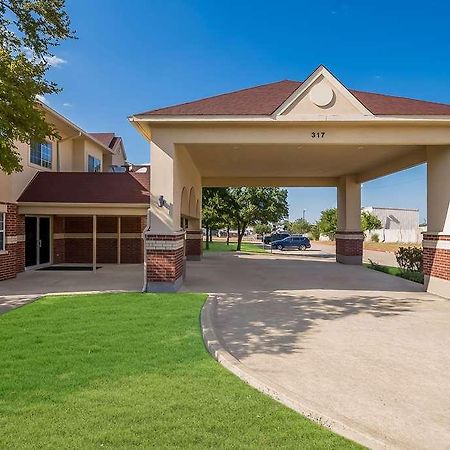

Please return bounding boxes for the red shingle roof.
[18,172,150,204]
[140,80,450,116]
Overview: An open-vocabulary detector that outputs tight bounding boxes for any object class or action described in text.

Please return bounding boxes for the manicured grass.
[0,293,360,449]
[204,240,267,253]
[313,240,421,254]
[364,263,424,284]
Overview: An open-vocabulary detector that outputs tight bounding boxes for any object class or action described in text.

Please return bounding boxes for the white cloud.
[23,48,67,67]
[36,94,50,105]
[62,102,72,107]
[44,55,67,67]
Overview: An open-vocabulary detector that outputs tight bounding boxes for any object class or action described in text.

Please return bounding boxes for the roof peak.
[133,70,450,117]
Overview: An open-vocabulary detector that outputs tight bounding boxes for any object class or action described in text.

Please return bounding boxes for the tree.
[309,223,321,241]
[317,207,337,240]
[201,187,231,249]
[0,0,75,174]
[229,187,288,251]
[287,218,312,235]
[361,211,382,232]
[253,223,271,236]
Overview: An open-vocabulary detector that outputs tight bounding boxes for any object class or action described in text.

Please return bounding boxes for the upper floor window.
[0,213,5,251]
[88,155,101,172]
[30,142,52,169]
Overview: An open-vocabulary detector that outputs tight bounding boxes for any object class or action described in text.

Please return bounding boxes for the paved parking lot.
[185,248,450,449]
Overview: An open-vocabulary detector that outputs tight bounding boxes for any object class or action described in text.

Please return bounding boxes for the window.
[88,155,101,172]
[30,142,52,168]
[0,213,5,251]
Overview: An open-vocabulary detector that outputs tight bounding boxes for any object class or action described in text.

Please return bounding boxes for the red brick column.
[144,231,185,292]
[185,230,202,261]
[335,231,364,265]
[423,233,450,298]
[53,216,66,264]
[0,203,25,281]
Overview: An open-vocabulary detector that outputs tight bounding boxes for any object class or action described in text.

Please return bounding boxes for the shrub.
[371,233,380,243]
[395,246,423,272]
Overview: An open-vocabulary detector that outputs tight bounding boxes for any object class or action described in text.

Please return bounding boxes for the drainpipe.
[141,208,151,292]
[56,132,82,171]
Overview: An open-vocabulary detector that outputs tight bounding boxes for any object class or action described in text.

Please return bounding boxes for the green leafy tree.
[253,223,272,236]
[0,0,75,174]
[361,211,382,232]
[229,187,289,251]
[309,223,321,241]
[287,218,312,235]
[317,207,338,240]
[201,187,232,249]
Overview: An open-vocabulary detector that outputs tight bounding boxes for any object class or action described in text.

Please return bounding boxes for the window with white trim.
[88,155,101,172]
[0,213,5,251]
[30,142,52,168]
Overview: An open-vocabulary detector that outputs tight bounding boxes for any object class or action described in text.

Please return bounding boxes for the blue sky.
[44,0,449,223]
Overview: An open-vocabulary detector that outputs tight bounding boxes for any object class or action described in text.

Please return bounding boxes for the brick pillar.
[144,231,185,292]
[0,203,25,281]
[185,229,202,261]
[423,234,450,297]
[335,231,364,265]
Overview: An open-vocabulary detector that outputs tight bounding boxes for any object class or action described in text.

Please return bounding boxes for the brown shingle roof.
[18,172,150,204]
[139,80,450,116]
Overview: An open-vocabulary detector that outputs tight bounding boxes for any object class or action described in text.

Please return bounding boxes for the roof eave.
[129,114,450,124]
[37,102,115,154]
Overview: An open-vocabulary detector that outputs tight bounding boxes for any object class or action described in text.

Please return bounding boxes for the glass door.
[25,217,38,267]
[25,216,51,267]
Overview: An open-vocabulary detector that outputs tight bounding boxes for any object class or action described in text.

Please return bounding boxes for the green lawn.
[364,263,424,284]
[0,293,360,449]
[204,240,267,253]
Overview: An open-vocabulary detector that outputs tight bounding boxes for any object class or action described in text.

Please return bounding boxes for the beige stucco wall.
[174,144,202,229]
[337,175,361,231]
[0,108,114,203]
[283,75,366,117]
[427,145,450,233]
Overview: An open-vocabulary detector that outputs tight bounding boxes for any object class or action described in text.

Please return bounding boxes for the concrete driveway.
[0,264,143,314]
[184,248,450,449]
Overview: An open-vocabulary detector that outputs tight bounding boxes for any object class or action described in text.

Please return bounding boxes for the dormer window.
[88,155,101,172]
[30,142,52,169]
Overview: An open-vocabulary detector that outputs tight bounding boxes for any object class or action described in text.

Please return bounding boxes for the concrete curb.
[201,295,389,450]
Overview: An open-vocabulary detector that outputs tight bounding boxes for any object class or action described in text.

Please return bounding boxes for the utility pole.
[302,209,306,220]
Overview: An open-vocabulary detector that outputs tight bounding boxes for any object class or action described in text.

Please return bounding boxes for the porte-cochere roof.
[140,79,450,116]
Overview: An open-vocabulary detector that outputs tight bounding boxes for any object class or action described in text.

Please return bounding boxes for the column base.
[423,233,450,298]
[335,231,364,265]
[144,231,186,292]
[146,276,184,293]
[185,229,202,261]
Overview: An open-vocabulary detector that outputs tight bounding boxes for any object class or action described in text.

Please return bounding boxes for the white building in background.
[362,206,421,243]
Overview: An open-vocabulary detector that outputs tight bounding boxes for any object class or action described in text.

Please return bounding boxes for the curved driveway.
[184,246,450,449]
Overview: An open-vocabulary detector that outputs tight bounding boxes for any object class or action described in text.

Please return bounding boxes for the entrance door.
[25,216,51,267]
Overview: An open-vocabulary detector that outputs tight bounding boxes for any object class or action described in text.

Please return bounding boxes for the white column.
[336,175,363,265]
[427,146,450,234]
[337,175,362,232]
[424,146,450,298]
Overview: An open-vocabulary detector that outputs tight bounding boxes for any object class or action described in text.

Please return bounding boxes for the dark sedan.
[271,235,311,251]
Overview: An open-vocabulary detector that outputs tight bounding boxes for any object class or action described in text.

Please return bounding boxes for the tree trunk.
[209,228,213,242]
[205,226,209,250]
[236,223,246,251]
[226,225,230,245]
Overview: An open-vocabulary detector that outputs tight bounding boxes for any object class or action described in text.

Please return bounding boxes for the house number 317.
[311,131,325,138]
